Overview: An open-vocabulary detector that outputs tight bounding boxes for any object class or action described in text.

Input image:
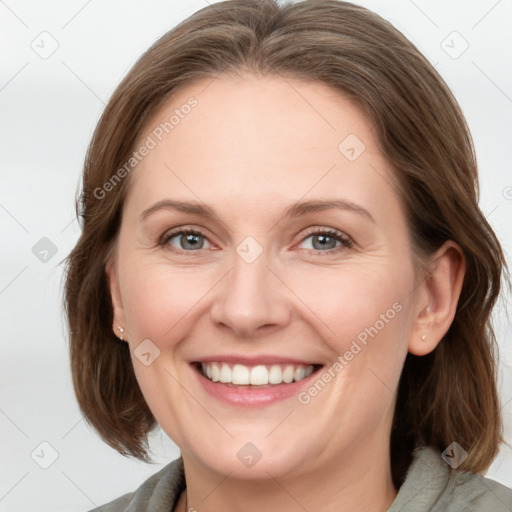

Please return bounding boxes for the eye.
[297,228,353,255]
[159,226,353,256]
[161,228,212,253]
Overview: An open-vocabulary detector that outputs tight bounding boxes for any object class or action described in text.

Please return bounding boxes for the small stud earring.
[421,334,427,341]
[425,306,431,315]
[117,326,124,341]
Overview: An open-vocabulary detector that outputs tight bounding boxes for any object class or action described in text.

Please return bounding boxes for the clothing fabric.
[88,445,512,511]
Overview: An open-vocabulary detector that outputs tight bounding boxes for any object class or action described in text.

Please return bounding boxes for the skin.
[107,73,465,512]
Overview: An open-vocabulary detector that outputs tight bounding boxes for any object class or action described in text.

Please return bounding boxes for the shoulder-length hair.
[63,0,507,486]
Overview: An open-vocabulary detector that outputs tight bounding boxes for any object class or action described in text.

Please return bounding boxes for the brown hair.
[63,0,508,485]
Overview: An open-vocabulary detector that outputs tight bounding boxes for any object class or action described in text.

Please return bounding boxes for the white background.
[1,0,511,510]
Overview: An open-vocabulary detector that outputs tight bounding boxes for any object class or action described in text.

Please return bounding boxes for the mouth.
[190,355,326,406]
[192,361,323,388]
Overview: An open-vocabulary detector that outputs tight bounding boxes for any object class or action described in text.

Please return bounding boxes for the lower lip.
[192,364,321,407]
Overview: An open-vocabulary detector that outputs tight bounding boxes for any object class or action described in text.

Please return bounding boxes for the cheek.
[121,262,216,342]
[288,263,410,345]
[287,262,414,405]
[120,253,413,349]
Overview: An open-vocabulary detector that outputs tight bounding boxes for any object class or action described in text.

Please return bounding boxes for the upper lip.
[191,355,322,366]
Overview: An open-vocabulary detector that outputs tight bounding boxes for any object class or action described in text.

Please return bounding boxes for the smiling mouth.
[193,362,323,387]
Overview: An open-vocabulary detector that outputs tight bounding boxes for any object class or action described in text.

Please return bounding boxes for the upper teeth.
[201,362,315,385]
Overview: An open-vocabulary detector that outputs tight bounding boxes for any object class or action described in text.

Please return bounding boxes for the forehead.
[127,74,401,223]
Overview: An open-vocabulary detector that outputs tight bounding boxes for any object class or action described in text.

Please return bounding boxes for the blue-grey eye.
[165,230,211,251]
[300,232,344,251]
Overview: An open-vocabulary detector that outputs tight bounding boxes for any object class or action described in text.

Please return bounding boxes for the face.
[108,74,425,480]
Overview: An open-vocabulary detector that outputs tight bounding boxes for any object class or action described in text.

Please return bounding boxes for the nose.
[209,248,292,338]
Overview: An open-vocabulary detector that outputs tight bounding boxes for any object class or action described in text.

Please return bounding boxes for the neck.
[179,436,398,512]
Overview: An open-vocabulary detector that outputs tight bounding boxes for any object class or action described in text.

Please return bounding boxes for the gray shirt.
[89,446,512,511]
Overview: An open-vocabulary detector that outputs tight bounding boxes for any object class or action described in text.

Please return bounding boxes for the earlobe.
[408,241,466,356]
[106,260,126,341]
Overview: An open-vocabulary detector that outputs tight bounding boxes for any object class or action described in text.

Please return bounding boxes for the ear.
[408,240,466,356]
[106,258,127,342]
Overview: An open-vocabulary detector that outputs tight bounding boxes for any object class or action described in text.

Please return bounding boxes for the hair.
[63,0,508,487]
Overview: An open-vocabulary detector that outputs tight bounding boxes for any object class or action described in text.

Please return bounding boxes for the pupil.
[313,234,335,250]
[183,234,202,250]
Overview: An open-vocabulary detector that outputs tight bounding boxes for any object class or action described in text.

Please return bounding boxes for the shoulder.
[389,445,512,512]
[449,466,512,511]
[86,456,185,512]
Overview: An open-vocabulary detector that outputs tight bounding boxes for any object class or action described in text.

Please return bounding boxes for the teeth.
[199,362,316,385]
[218,363,228,383]
[211,363,220,382]
[233,364,250,385]
[269,365,282,384]
[283,365,294,383]
[294,366,306,381]
[250,365,268,385]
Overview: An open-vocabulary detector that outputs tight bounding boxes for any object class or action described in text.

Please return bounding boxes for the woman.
[64,0,512,510]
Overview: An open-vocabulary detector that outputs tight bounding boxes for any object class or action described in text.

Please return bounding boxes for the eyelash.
[159,226,353,257]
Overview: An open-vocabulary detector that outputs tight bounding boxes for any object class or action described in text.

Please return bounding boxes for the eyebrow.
[140,198,375,223]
